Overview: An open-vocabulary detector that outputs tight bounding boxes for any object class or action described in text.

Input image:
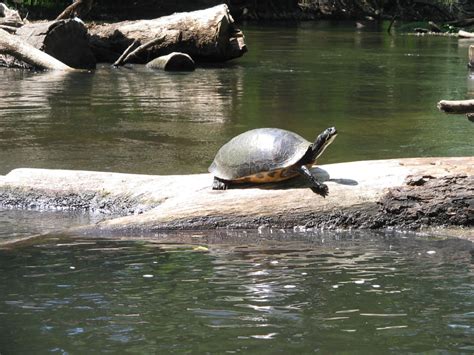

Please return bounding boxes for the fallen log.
[0,158,472,234]
[88,4,247,64]
[15,19,96,69]
[458,30,474,38]
[146,52,195,71]
[0,28,72,70]
[437,99,474,114]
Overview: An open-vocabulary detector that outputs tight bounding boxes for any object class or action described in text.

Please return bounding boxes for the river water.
[0,22,473,353]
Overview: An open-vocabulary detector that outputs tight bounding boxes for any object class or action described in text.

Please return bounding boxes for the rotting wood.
[0,158,471,234]
[88,4,247,64]
[0,28,72,70]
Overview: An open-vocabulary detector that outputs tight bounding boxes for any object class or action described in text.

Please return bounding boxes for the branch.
[0,28,73,70]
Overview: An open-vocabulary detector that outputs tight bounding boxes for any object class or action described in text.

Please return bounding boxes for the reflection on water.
[1,23,473,177]
[0,231,472,353]
[1,23,473,354]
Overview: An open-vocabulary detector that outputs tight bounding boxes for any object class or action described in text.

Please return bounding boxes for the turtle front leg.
[295,165,328,197]
[212,177,229,190]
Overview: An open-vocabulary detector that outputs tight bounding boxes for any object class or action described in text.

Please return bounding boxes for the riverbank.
[6,0,474,22]
[0,157,472,239]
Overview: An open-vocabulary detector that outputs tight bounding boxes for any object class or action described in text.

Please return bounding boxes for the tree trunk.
[88,4,247,64]
[15,19,96,69]
[0,28,72,70]
[0,158,471,234]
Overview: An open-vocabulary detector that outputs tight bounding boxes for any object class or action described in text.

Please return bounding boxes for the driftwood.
[146,52,195,71]
[438,99,474,122]
[458,30,474,39]
[0,2,23,28]
[0,158,472,235]
[0,28,72,70]
[15,19,96,69]
[88,4,247,64]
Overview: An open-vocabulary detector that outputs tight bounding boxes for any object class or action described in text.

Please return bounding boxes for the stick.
[120,34,168,65]
[113,39,139,66]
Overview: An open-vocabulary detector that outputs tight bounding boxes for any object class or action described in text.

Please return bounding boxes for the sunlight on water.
[0,231,472,353]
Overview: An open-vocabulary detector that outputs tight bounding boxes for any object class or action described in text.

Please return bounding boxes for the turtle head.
[310,127,337,160]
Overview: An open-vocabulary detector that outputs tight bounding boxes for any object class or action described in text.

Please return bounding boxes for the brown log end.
[146,52,195,71]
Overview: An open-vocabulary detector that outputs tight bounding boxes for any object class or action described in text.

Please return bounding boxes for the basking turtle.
[209,127,337,196]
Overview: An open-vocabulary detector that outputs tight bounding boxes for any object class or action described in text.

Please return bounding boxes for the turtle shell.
[209,128,311,182]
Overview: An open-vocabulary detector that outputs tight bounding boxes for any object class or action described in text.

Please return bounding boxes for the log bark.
[88,4,247,64]
[0,28,72,70]
[15,19,96,69]
[0,158,472,235]
[146,52,195,71]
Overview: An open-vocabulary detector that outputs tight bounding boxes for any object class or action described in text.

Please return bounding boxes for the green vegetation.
[4,0,473,22]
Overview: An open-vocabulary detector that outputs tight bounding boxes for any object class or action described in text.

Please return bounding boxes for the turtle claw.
[212,178,229,190]
[310,183,329,197]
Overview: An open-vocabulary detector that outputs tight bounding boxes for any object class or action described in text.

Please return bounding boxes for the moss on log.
[0,158,472,235]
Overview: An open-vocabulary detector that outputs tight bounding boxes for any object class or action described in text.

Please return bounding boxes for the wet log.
[88,4,247,64]
[0,28,72,70]
[146,52,195,71]
[0,158,472,235]
[437,99,474,114]
[15,19,96,69]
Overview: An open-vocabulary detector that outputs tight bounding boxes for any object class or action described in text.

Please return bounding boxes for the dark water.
[0,232,473,353]
[1,23,473,353]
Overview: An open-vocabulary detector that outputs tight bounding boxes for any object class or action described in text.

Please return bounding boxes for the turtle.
[208,127,337,196]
